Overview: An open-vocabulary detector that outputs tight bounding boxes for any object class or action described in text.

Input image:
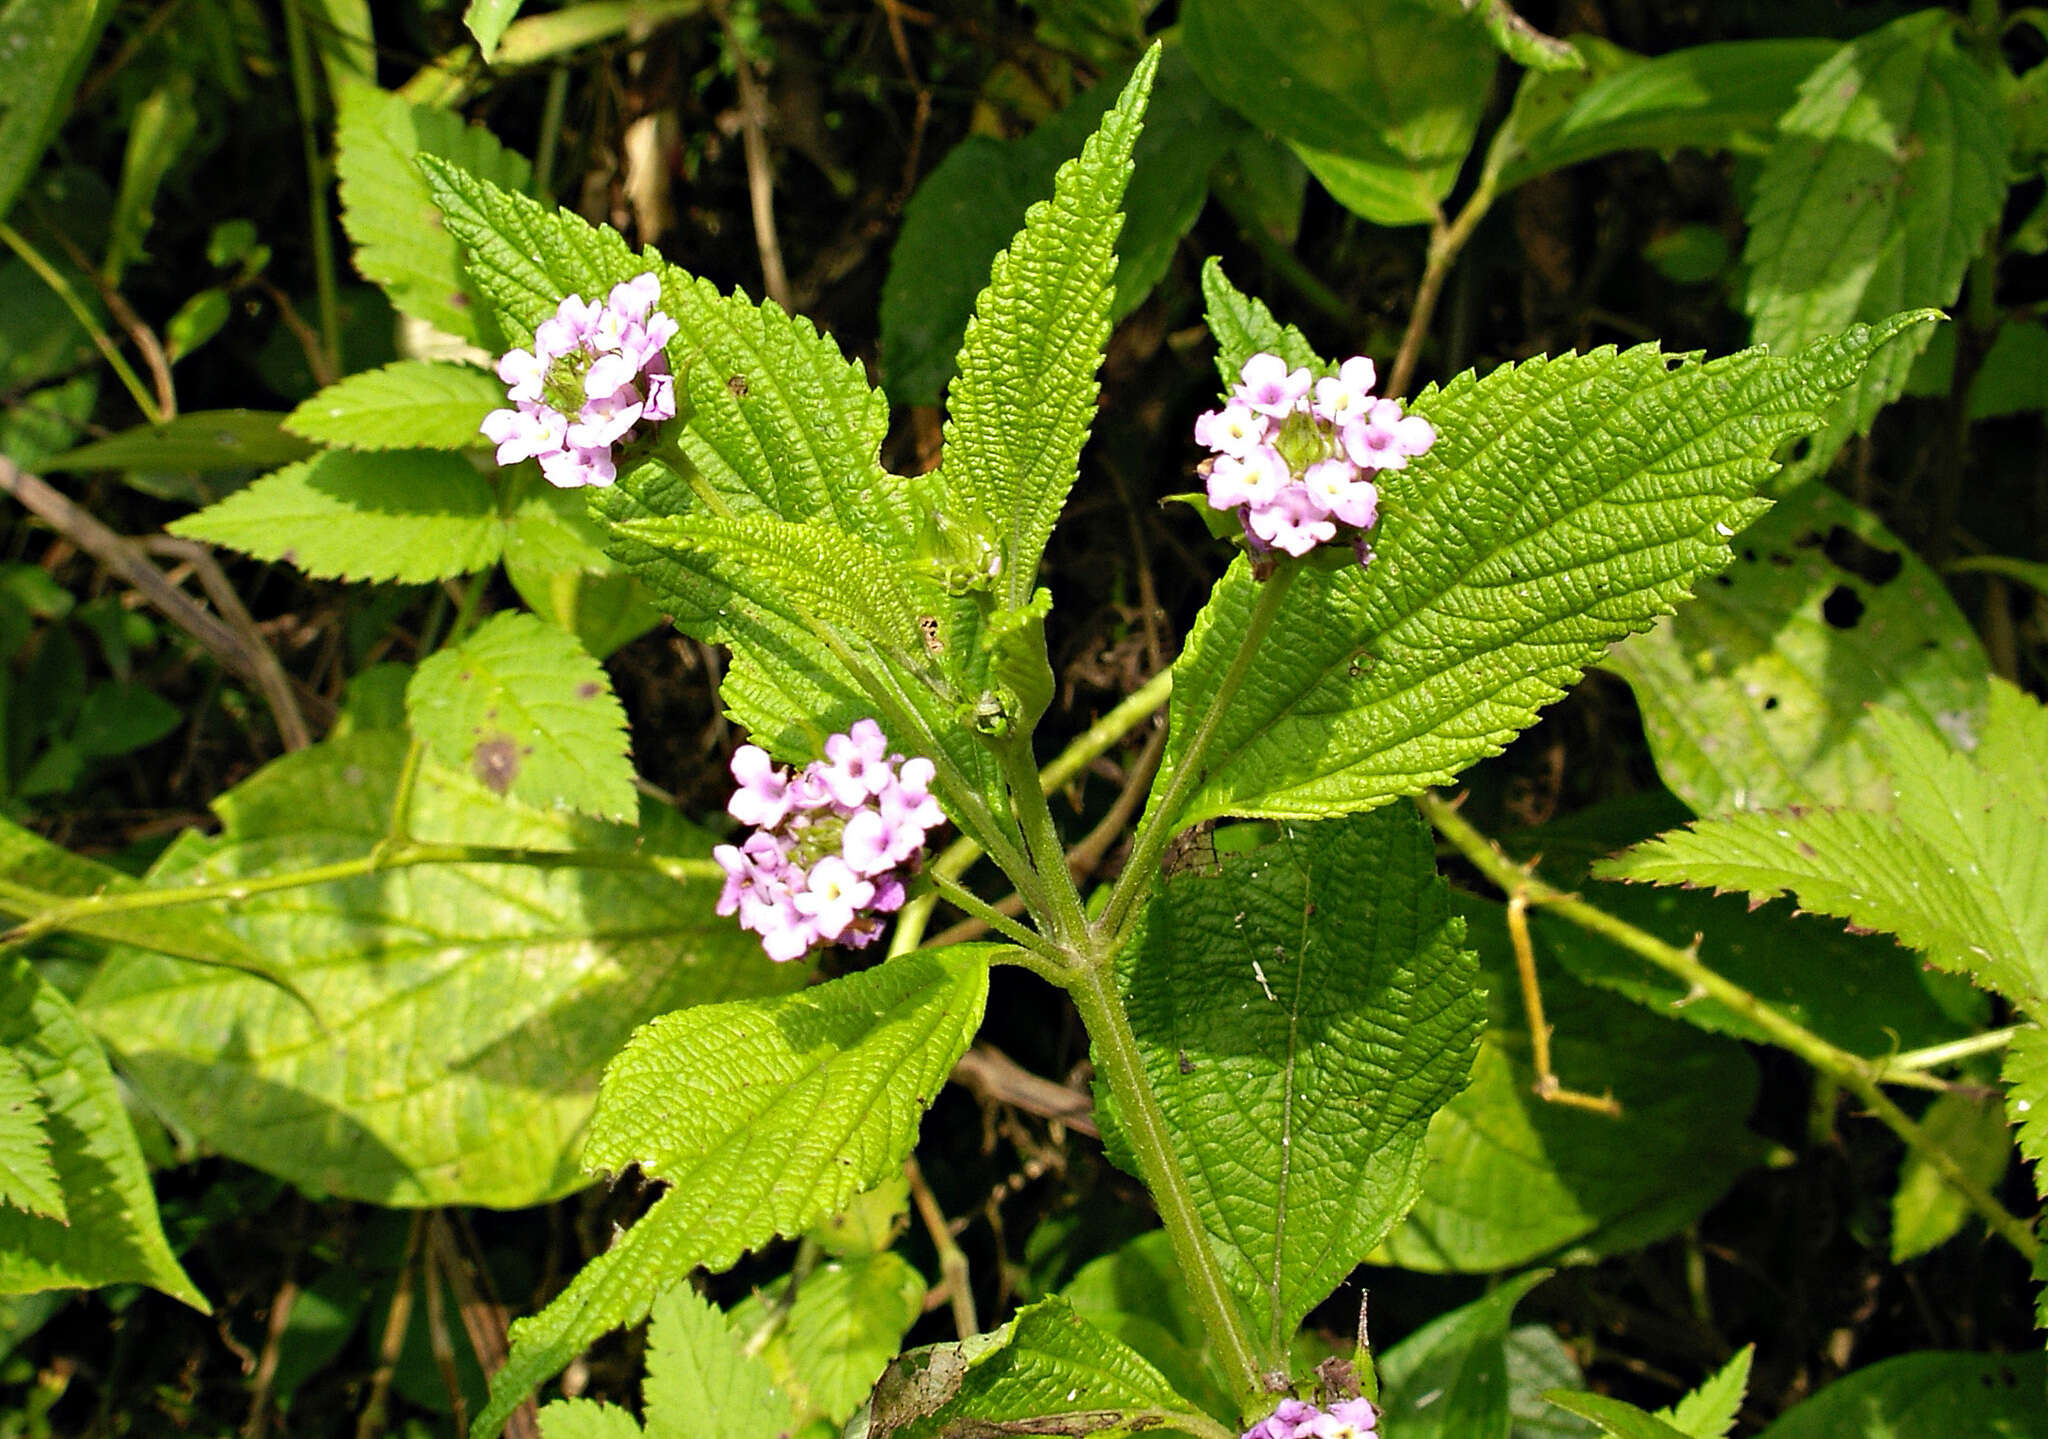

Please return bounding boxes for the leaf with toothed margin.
[1107,807,1483,1364]
[933,45,1156,614]
[0,955,207,1310]
[469,946,997,1439]
[0,1049,60,1221]
[1153,277,1936,831]
[407,612,637,821]
[1596,678,2048,1017]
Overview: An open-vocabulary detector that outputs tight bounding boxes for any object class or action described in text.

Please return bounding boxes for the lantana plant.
[369,43,1926,1439]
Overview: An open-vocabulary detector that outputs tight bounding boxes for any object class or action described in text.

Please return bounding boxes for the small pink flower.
[1342,399,1436,472]
[1247,486,1337,557]
[1207,445,1289,511]
[1312,356,1378,425]
[727,745,791,828]
[1234,352,1313,418]
[1194,401,1271,458]
[793,856,874,941]
[1301,458,1378,528]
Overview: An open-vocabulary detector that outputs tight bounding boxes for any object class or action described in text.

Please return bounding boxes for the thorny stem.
[1419,790,2043,1263]
[0,843,723,953]
[1095,565,1296,948]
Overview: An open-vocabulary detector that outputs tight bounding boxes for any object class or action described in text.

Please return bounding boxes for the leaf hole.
[1763,695,1780,711]
[1821,584,1865,630]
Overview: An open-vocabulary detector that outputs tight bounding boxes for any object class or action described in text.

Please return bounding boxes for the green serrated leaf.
[0,1049,61,1221]
[335,78,531,346]
[643,1283,791,1439]
[866,1295,1202,1439]
[936,46,1155,613]
[1057,1230,1235,1423]
[1742,12,2007,483]
[0,954,206,1310]
[1497,40,1835,190]
[1597,679,2048,1016]
[1753,1351,2047,1439]
[1200,259,1321,388]
[1543,1392,1690,1439]
[1158,309,1936,828]
[2005,1025,2048,1220]
[783,1253,927,1423]
[1114,808,1484,1355]
[285,360,506,450]
[42,410,315,475]
[83,730,801,1210]
[1891,1092,2014,1262]
[1605,484,1988,815]
[880,47,1242,405]
[169,450,503,584]
[408,612,636,820]
[474,948,995,1439]
[1380,894,1763,1272]
[1377,1271,1548,1439]
[1658,1346,1751,1439]
[538,1399,642,1439]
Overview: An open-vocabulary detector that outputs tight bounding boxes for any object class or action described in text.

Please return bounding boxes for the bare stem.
[1387,175,1497,399]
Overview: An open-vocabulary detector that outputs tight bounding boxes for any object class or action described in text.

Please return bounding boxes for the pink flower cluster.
[1196,353,1435,564]
[712,720,944,962]
[1243,1397,1378,1439]
[481,272,679,489]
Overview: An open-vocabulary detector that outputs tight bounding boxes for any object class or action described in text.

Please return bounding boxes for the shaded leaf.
[1543,1393,1689,1439]
[0,0,118,223]
[1115,808,1484,1355]
[1498,40,1835,189]
[1377,1271,1548,1439]
[43,410,314,475]
[1891,1092,2014,1262]
[170,450,503,584]
[0,1049,60,1220]
[782,1252,927,1422]
[82,730,801,1209]
[1379,894,1763,1272]
[408,612,636,821]
[1598,679,2048,1015]
[1742,12,2007,482]
[1753,1351,2046,1439]
[1605,437,1987,816]
[502,484,661,659]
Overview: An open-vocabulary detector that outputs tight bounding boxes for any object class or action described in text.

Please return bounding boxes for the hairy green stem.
[1062,961,1268,1411]
[927,870,1066,967]
[996,734,1091,951]
[891,669,1173,956]
[280,0,341,381]
[1096,566,1295,946]
[0,220,163,423]
[1418,791,2042,1263]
